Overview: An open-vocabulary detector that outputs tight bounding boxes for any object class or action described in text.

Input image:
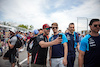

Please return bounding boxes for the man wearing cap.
[78,19,100,67]
[27,31,34,66]
[27,29,39,66]
[31,24,63,67]
[4,28,17,67]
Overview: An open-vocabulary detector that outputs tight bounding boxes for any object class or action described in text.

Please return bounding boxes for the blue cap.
[34,29,39,35]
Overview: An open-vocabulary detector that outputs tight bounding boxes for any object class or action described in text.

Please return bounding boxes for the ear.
[89,25,92,27]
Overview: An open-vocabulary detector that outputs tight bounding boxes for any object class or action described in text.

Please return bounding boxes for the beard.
[44,31,49,35]
[92,30,98,33]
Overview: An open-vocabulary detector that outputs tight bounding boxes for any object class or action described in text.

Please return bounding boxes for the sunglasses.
[45,28,50,30]
[52,27,58,29]
[94,25,100,27]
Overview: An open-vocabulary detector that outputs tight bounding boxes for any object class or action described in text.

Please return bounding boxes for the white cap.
[9,28,17,33]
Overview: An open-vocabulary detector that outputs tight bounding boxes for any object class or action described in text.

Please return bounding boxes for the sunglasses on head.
[52,27,58,29]
[45,28,50,30]
[94,25,100,27]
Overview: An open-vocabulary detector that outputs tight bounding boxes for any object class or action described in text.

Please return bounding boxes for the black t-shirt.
[31,34,48,65]
[84,35,100,67]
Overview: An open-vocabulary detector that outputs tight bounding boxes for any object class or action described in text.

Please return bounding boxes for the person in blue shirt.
[79,19,100,67]
[30,24,63,67]
[65,23,79,67]
[49,22,68,67]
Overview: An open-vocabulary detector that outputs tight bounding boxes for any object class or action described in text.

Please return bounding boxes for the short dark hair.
[59,30,61,31]
[40,29,42,30]
[52,22,58,26]
[69,23,74,27]
[38,28,42,31]
[89,19,100,25]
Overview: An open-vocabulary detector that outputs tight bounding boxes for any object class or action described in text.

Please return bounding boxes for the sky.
[0,0,100,34]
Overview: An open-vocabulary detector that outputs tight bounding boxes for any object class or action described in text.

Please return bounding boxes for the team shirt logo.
[40,35,44,39]
[66,34,70,40]
[89,38,96,47]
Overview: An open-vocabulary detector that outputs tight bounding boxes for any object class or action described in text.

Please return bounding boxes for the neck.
[69,31,74,35]
[54,32,58,35]
[43,32,47,36]
[90,31,99,36]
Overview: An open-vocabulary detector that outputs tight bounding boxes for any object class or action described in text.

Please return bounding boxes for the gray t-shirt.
[10,36,17,45]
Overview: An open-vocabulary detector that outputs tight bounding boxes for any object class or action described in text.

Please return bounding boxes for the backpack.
[15,37,22,48]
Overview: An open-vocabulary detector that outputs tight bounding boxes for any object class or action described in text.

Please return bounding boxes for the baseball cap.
[43,24,51,29]
[9,28,17,33]
[34,29,39,35]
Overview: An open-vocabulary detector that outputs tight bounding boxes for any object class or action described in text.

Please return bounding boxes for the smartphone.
[59,34,62,39]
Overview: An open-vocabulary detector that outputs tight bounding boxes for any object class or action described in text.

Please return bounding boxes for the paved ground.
[0,47,79,67]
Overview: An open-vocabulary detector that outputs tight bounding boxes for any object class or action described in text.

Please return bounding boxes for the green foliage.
[18,24,33,30]
[29,25,34,30]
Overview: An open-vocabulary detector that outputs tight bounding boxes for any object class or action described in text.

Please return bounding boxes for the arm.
[78,50,85,67]
[8,36,17,49]
[39,37,62,48]
[49,47,52,66]
[27,39,30,43]
[63,42,68,66]
[28,37,34,44]
[76,42,80,51]
[8,39,14,49]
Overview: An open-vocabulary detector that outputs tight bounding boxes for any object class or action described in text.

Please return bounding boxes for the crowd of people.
[0,18,100,67]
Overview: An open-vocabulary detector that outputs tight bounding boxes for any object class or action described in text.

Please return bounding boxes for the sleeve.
[11,36,17,45]
[28,37,34,44]
[61,33,68,44]
[76,33,79,42]
[79,39,87,52]
[49,37,52,42]
[36,35,44,44]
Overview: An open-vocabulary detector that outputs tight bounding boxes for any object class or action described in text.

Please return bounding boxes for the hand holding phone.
[59,34,62,44]
[59,34,62,39]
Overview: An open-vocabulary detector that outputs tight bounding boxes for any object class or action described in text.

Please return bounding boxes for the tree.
[29,25,34,30]
[18,24,28,29]
[18,24,33,30]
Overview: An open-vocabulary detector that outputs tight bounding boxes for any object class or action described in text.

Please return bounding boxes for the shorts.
[31,63,46,67]
[3,50,10,58]
[51,57,66,67]
[9,54,16,63]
